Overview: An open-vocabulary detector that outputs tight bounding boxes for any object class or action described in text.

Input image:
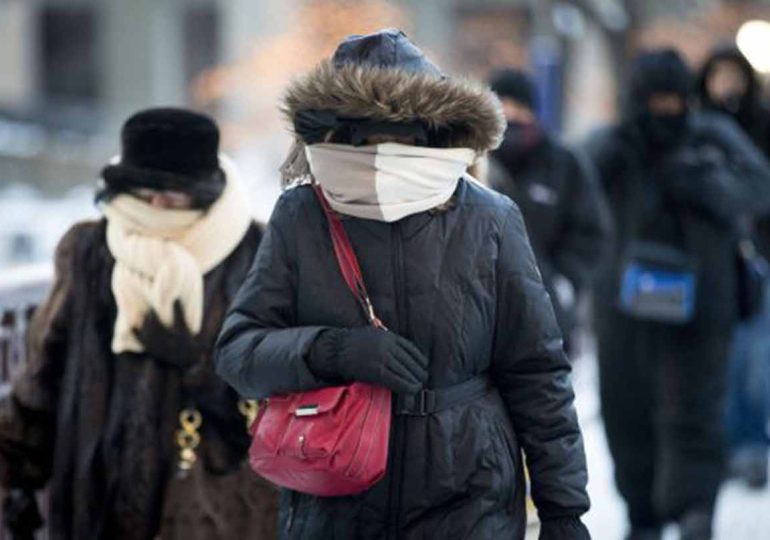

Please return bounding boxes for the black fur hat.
[100,108,225,207]
[488,68,537,110]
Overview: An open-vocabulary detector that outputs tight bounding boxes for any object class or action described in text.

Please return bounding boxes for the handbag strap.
[313,185,386,329]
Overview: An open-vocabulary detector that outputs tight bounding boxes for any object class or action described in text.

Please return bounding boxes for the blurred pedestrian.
[487,68,612,354]
[0,108,278,539]
[698,46,770,489]
[216,29,590,540]
[698,45,770,155]
[587,49,770,540]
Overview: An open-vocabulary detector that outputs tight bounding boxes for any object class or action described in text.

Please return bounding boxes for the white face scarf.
[305,143,476,222]
[101,155,253,354]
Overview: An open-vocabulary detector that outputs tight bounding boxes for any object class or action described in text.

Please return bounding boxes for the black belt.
[394,375,489,416]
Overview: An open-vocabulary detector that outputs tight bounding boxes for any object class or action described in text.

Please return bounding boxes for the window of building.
[39,5,99,105]
[184,4,220,86]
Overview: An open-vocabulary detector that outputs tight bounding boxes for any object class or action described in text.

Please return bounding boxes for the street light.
[736,20,770,74]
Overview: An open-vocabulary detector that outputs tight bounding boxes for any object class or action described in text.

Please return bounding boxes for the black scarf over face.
[493,121,545,172]
[635,109,689,150]
[624,49,694,153]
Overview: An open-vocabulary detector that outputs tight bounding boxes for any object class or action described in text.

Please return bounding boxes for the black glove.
[308,327,429,394]
[658,155,740,224]
[132,300,203,371]
[3,489,43,540]
[539,517,591,540]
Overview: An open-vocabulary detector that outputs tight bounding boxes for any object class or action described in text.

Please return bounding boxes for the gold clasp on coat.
[175,408,202,476]
[238,399,260,430]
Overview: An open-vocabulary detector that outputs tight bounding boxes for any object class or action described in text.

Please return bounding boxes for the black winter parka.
[489,136,611,337]
[587,112,770,330]
[585,108,770,523]
[215,179,590,539]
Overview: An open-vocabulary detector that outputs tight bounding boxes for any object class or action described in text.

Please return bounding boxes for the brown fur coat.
[0,220,277,540]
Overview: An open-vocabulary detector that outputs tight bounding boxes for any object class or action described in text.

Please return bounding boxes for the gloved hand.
[308,327,429,394]
[133,300,203,371]
[3,489,43,540]
[539,517,591,540]
[658,153,740,224]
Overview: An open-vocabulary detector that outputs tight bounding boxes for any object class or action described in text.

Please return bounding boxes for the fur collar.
[282,60,506,153]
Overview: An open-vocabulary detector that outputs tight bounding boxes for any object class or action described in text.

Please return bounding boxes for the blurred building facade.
[0,0,251,192]
[1,0,770,268]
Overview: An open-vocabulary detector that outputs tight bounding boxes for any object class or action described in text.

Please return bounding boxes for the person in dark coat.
[697,45,770,156]
[0,109,278,540]
[697,46,770,488]
[586,49,770,540]
[487,68,611,352]
[216,29,590,540]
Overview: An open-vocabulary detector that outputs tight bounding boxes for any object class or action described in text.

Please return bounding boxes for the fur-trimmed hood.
[282,60,505,154]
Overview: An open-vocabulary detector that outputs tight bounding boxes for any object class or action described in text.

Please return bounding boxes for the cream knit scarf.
[102,155,252,354]
[305,143,477,222]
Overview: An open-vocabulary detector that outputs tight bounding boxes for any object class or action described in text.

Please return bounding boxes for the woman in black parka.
[216,29,590,540]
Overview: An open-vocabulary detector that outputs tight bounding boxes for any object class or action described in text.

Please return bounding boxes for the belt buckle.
[397,389,435,416]
[413,389,434,416]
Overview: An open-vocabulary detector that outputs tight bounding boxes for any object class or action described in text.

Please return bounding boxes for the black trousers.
[597,314,729,528]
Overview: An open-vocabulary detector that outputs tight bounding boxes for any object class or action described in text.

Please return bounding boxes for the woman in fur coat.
[216,30,590,540]
[0,108,277,539]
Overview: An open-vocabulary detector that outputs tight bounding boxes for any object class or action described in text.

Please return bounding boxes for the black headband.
[294,109,447,147]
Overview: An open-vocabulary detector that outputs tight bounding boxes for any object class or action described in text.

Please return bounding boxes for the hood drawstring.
[280,138,313,187]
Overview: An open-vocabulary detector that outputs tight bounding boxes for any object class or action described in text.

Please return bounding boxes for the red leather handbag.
[247,185,391,497]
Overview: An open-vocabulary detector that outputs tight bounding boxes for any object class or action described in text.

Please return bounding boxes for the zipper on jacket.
[285,492,296,535]
[387,223,408,538]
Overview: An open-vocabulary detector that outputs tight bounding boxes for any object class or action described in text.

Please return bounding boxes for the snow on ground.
[572,351,770,540]
[0,183,97,269]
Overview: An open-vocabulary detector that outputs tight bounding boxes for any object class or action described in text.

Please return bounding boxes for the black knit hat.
[627,49,692,105]
[100,107,225,207]
[488,68,537,110]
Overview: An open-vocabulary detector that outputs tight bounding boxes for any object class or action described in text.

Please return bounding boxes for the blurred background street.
[571,347,770,539]
[2,1,770,539]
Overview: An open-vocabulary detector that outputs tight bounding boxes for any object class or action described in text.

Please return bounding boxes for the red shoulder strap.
[313,185,386,329]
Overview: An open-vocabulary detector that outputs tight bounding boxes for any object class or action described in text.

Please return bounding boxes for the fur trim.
[282,61,506,154]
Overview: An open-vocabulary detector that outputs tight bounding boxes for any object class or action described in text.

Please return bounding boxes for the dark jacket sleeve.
[0,225,78,490]
[215,194,330,399]
[490,203,590,521]
[706,113,770,217]
[552,149,613,290]
[661,114,770,224]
